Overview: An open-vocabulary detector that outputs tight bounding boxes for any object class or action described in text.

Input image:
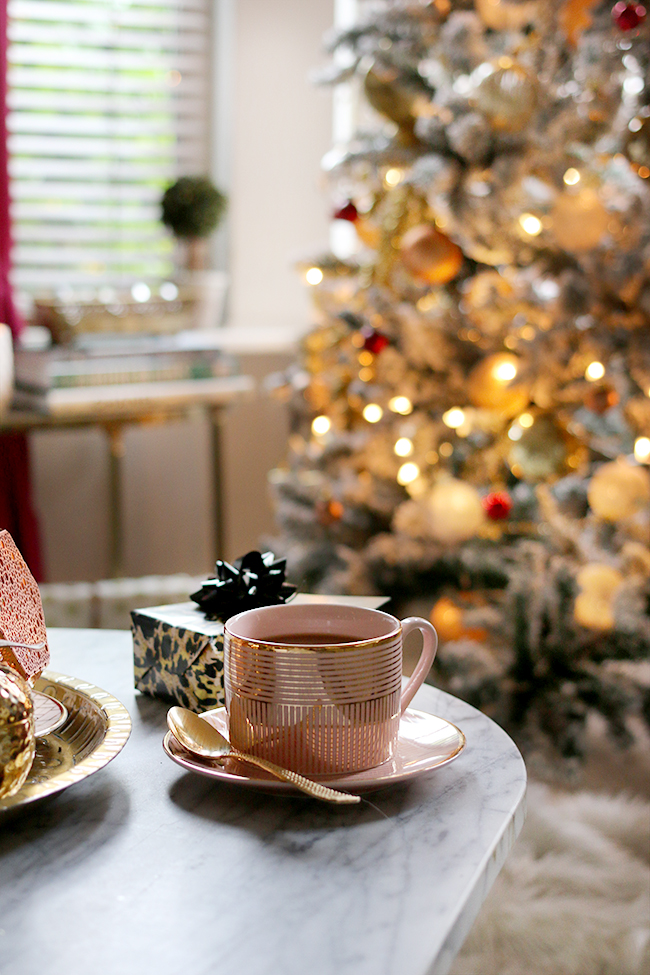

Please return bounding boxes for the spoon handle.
[229,748,360,804]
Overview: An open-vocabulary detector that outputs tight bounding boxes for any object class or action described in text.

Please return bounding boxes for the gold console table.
[0,375,255,577]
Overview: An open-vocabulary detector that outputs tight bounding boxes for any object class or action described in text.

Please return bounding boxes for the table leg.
[209,408,225,559]
[104,423,125,578]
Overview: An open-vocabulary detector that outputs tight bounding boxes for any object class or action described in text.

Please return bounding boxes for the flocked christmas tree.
[267,0,650,764]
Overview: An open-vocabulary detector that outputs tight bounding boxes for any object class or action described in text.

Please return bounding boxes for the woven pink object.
[224,603,437,775]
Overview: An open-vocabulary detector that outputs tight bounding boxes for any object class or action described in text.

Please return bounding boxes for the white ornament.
[587,459,650,521]
[574,564,624,630]
[427,479,486,544]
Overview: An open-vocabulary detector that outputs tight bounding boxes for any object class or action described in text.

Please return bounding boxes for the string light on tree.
[394,437,414,456]
[634,437,650,464]
[311,415,331,436]
[305,267,324,285]
[519,213,543,236]
[563,168,581,186]
[442,408,466,429]
[384,168,404,187]
[363,403,383,423]
[397,462,420,485]
[389,395,413,415]
[585,361,606,381]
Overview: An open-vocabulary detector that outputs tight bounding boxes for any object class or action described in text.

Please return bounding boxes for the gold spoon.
[166,706,360,805]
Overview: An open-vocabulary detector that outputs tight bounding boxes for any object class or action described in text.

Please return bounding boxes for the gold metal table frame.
[0,375,254,577]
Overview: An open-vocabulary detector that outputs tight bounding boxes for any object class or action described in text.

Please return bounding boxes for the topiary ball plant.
[161,175,227,270]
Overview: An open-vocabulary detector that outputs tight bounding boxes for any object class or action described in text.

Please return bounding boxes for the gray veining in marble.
[0,628,526,975]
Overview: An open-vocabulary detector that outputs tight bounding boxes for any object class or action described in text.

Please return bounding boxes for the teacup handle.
[399,617,438,715]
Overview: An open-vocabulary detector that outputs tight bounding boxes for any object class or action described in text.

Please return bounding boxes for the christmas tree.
[268,0,650,765]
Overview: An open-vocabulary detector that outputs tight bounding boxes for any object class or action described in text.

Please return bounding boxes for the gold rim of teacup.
[224,629,402,654]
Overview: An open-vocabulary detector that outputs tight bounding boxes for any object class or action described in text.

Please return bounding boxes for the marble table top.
[0,628,526,975]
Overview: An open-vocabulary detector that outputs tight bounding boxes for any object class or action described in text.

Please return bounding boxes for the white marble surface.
[0,628,526,975]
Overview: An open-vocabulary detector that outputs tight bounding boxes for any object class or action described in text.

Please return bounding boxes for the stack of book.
[12,331,238,411]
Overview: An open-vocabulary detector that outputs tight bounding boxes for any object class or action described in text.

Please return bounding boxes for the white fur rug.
[450,783,650,975]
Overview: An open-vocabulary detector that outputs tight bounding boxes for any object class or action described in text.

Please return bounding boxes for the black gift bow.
[190,551,297,621]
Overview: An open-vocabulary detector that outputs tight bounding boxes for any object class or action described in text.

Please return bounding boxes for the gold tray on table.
[0,671,132,812]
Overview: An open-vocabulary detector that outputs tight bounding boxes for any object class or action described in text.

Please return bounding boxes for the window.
[6,0,211,300]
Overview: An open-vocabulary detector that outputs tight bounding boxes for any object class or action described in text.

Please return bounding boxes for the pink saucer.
[163,706,466,794]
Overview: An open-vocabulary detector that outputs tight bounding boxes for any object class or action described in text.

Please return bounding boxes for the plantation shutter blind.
[6,0,211,297]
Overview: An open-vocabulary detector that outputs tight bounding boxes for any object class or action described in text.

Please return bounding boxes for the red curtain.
[0,0,43,580]
[0,0,21,339]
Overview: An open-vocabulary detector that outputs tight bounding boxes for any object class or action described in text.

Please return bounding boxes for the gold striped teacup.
[224,603,438,776]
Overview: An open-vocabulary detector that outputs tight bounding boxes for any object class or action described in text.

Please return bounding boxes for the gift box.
[131,594,390,712]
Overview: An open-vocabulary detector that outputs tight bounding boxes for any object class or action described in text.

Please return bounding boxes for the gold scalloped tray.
[0,670,132,812]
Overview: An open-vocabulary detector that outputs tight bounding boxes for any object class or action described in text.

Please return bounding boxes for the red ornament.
[612,2,646,29]
[482,491,512,521]
[333,201,359,222]
[361,326,390,354]
[316,498,344,526]
[585,384,619,415]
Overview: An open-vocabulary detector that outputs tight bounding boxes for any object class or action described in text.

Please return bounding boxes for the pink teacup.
[224,603,438,776]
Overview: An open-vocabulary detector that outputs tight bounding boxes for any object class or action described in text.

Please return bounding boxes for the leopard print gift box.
[131,594,391,713]
[131,602,225,713]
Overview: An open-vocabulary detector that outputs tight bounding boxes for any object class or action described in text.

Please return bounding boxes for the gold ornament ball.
[429,596,488,643]
[0,663,36,799]
[473,62,538,134]
[430,597,465,642]
[399,224,464,286]
[587,459,650,521]
[355,216,382,249]
[624,116,650,172]
[467,353,529,415]
[475,0,540,29]
[551,188,609,252]
[305,378,332,412]
[508,413,581,482]
[364,63,419,134]
[574,564,624,630]
[427,479,486,544]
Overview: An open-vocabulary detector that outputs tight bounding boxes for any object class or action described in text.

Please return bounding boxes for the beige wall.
[29,0,335,583]
[228,0,334,330]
